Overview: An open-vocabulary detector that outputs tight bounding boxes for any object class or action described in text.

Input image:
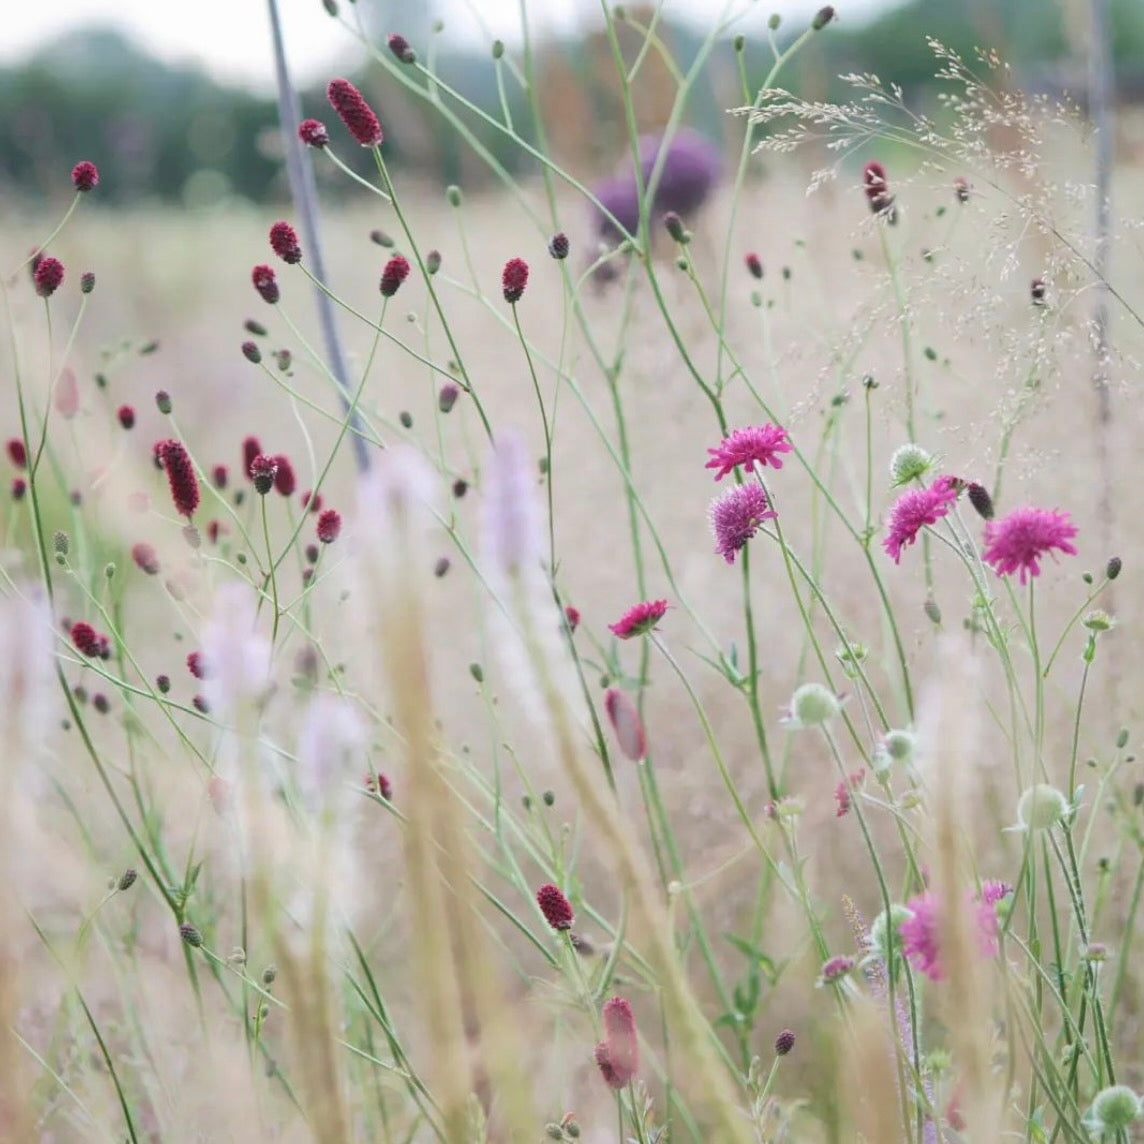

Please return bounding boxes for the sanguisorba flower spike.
[705,423,791,480]
[326,78,383,147]
[157,439,200,518]
[982,507,1078,584]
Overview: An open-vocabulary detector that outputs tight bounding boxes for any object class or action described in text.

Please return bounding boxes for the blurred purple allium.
[326,78,383,147]
[982,507,1078,584]
[590,129,722,244]
[709,484,775,564]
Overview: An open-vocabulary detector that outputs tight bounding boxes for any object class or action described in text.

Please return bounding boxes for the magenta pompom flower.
[502,257,529,303]
[33,256,65,298]
[709,483,775,564]
[899,884,1011,982]
[298,118,329,148]
[705,424,791,480]
[882,476,959,564]
[608,599,667,639]
[71,160,99,193]
[326,78,383,147]
[982,507,1078,585]
[536,883,574,931]
[269,221,302,264]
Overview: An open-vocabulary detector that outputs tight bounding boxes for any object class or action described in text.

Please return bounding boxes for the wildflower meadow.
[2,3,1143,1141]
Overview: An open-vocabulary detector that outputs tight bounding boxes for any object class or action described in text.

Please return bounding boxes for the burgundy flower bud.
[242,437,262,479]
[117,404,135,429]
[193,694,210,714]
[155,390,172,415]
[92,693,110,714]
[156,673,171,694]
[744,252,763,279]
[536,883,574,931]
[863,161,895,218]
[370,228,395,248]
[967,482,994,521]
[434,555,450,577]
[71,160,99,192]
[1107,556,1122,581]
[244,318,268,337]
[425,249,442,275]
[269,221,302,264]
[158,439,200,517]
[269,454,294,497]
[548,232,570,260]
[387,33,416,64]
[71,621,101,657]
[187,651,208,679]
[179,923,203,947]
[774,1028,796,1055]
[438,383,459,413]
[326,78,383,147]
[298,118,329,148]
[211,464,228,489]
[242,341,261,363]
[317,508,341,543]
[452,478,468,498]
[365,771,393,800]
[663,210,687,243]
[252,264,280,304]
[502,257,529,303]
[6,439,27,469]
[34,256,65,298]
[11,478,26,500]
[301,489,322,513]
[80,271,95,294]
[811,5,835,29]
[131,543,160,574]
[380,254,411,297]
[564,605,580,632]
[249,454,278,495]
[274,347,291,369]
[305,543,320,564]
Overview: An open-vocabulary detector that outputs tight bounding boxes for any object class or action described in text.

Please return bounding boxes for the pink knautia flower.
[982,507,1078,585]
[604,688,647,761]
[608,599,667,639]
[72,160,99,192]
[158,439,200,518]
[882,476,959,564]
[502,257,529,303]
[34,256,65,298]
[380,254,411,298]
[251,264,279,304]
[709,483,775,564]
[326,78,383,147]
[298,118,329,148]
[536,883,574,931]
[818,954,855,984]
[269,221,302,264]
[899,884,1011,982]
[705,424,791,480]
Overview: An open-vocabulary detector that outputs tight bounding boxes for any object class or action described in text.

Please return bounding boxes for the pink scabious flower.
[298,118,329,148]
[326,78,383,147]
[709,483,775,564]
[251,264,280,304]
[705,424,791,480]
[502,257,529,303]
[899,884,1010,982]
[608,598,666,639]
[380,254,410,298]
[71,160,99,192]
[982,507,1078,585]
[595,997,639,1089]
[882,476,959,564]
[269,221,302,264]
[536,883,574,931]
[33,256,65,298]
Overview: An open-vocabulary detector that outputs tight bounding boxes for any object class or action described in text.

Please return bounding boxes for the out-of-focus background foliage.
[3,0,1143,207]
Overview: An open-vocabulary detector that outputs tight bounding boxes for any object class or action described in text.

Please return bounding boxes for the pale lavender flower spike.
[590,128,723,244]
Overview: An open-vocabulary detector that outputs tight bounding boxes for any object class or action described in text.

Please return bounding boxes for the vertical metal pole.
[266,0,371,472]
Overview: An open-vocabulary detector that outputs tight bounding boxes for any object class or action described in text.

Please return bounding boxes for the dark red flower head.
[242,437,262,480]
[863,161,894,216]
[6,439,27,470]
[536,883,574,931]
[131,543,160,575]
[158,439,200,518]
[252,265,279,304]
[387,33,416,63]
[269,221,302,265]
[34,257,65,298]
[326,78,383,147]
[187,651,209,679]
[548,232,570,260]
[71,621,101,657]
[380,254,411,298]
[744,252,763,280]
[117,405,135,430]
[71,161,99,193]
[249,454,278,495]
[302,489,322,513]
[502,257,529,303]
[272,453,296,496]
[316,508,342,543]
[298,118,329,148]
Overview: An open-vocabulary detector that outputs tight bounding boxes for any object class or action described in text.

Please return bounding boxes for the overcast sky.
[1,0,890,91]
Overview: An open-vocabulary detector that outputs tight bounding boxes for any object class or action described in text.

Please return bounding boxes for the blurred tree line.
[2,0,1142,207]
